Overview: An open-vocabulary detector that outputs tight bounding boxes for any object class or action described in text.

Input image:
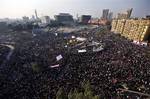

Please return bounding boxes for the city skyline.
[0,0,150,19]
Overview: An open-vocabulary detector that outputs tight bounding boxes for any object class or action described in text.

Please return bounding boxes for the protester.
[0,26,150,99]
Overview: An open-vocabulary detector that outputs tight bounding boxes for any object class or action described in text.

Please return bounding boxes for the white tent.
[50,64,60,68]
[78,49,87,53]
[56,54,63,61]
[76,37,87,41]
[93,46,104,52]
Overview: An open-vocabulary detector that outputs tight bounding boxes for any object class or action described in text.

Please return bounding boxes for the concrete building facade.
[55,13,74,25]
[80,15,91,24]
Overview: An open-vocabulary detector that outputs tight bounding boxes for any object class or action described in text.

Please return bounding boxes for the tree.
[83,81,94,99]
[75,92,84,99]
[31,62,40,72]
[56,88,67,99]
[68,89,77,99]
[56,81,100,99]
[92,95,99,99]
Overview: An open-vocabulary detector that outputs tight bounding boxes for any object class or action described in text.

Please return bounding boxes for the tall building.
[41,16,50,24]
[107,12,113,20]
[54,13,74,25]
[76,14,79,20]
[126,8,133,18]
[80,15,91,24]
[35,10,38,19]
[117,8,133,19]
[102,9,109,19]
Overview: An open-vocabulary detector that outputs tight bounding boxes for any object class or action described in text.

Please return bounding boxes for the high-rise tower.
[127,8,133,18]
[35,9,38,19]
[102,9,109,19]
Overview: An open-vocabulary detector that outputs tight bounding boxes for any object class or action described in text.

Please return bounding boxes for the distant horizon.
[0,0,150,19]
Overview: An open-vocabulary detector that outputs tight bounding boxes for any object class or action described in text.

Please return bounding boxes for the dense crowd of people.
[0,26,150,99]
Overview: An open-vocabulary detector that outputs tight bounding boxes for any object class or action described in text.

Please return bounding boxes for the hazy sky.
[0,0,150,19]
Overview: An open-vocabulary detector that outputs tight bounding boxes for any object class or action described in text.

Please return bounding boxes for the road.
[0,44,14,61]
[0,44,15,68]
